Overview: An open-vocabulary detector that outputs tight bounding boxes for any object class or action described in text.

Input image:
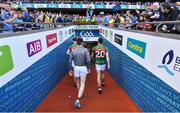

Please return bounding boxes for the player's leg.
[101,64,106,87]
[78,73,87,98]
[74,66,87,109]
[76,77,80,89]
[74,66,80,89]
[96,64,102,94]
[101,71,105,86]
[72,61,77,87]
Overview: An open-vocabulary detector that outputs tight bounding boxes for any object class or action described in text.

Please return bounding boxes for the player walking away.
[69,37,91,109]
[67,37,78,87]
[91,38,110,94]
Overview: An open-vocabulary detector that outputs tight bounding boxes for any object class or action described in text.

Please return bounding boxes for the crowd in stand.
[0,0,159,5]
[0,1,180,33]
[0,3,76,32]
[95,2,180,33]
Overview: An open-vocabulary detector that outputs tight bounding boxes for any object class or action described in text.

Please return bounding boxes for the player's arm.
[106,48,110,69]
[86,49,91,73]
[66,47,71,55]
[68,53,73,75]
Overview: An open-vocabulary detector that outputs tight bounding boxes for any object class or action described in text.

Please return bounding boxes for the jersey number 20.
[95,51,105,58]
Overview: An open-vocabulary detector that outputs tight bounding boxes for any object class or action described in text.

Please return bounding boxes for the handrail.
[0,21,73,32]
[111,20,180,33]
[0,20,180,33]
[132,20,180,24]
[1,20,179,26]
[112,21,180,26]
[0,21,72,25]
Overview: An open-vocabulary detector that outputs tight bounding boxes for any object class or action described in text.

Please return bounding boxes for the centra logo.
[127,38,146,59]
[0,45,14,76]
[158,50,180,76]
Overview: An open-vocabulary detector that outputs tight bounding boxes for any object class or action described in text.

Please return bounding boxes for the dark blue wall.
[0,37,72,112]
[103,36,180,112]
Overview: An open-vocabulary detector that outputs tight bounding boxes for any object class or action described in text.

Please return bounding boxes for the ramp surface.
[35,66,141,112]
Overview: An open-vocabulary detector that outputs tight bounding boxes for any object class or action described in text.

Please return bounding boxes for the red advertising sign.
[46,33,57,47]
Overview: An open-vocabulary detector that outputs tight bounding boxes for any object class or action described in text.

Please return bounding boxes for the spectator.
[1,4,16,32]
[109,15,115,27]
[161,3,180,32]
[25,11,36,30]
[14,10,24,31]
[146,5,153,16]
[119,14,125,24]
[22,7,29,22]
[136,15,144,30]
[125,10,132,19]
[14,10,23,23]
[143,14,153,31]
[57,13,63,23]
[150,2,162,21]
[104,14,110,26]
[37,11,44,22]
[114,14,120,27]
[175,1,180,10]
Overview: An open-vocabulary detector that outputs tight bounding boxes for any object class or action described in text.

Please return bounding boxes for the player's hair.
[73,37,77,41]
[98,38,103,44]
[77,37,83,45]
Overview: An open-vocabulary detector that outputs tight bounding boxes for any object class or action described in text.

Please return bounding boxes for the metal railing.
[1,20,180,34]
[104,20,180,33]
[0,21,72,33]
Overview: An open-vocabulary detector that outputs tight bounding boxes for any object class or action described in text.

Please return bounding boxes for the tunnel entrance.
[83,41,98,55]
[83,41,98,63]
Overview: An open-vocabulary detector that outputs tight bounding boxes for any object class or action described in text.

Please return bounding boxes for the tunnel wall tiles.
[103,38,180,112]
[0,37,72,112]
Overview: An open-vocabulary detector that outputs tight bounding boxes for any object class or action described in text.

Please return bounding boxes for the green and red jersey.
[92,44,108,64]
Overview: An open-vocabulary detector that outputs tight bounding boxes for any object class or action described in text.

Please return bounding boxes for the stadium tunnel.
[0,25,180,112]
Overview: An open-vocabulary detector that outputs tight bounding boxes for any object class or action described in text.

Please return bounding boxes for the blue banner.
[19,4,34,8]
[121,5,129,9]
[47,4,58,8]
[94,4,106,9]
[71,4,83,8]
[11,3,145,9]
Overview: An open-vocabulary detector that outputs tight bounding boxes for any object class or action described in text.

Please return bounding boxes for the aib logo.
[27,39,42,57]
[157,50,180,76]
[80,31,94,37]
[0,45,14,76]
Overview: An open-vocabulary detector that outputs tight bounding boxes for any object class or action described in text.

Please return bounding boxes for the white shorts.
[74,66,88,77]
[71,60,75,68]
[96,64,106,71]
